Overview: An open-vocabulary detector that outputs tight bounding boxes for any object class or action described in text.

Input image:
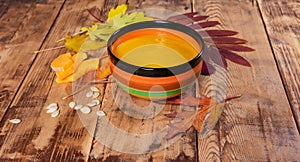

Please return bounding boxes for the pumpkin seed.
[96,110,105,117]
[87,102,97,107]
[80,106,91,114]
[90,86,99,92]
[91,99,100,105]
[69,101,76,109]
[46,106,58,113]
[9,119,21,124]
[92,92,100,98]
[86,91,94,98]
[51,110,60,118]
[47,103,58,109]
[74,104,83,110]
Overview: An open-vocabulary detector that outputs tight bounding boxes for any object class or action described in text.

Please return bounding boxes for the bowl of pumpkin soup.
[107,20,204,99]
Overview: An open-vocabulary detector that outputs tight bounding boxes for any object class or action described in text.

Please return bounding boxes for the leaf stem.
[61,78,113,100]
[86,8,104,23]
[34,45,65,54]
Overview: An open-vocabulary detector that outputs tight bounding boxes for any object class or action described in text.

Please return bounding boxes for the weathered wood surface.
[195,0,300,161]
[88,0,199,161]
[0,0,64,121]
[0,0,104,161]
[0,0,299,161]
[257,0,300,131]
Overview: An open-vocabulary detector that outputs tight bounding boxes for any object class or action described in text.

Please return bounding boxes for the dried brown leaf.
[164,95,242,139]
[166,114,195,139]
[164,94,211,107]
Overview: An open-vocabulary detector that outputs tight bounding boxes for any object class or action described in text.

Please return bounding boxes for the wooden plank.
[257,0,300,131]
[88,0,200,161]
[0,0,107,161]
[0,1,64,120]
[194,0,300,161]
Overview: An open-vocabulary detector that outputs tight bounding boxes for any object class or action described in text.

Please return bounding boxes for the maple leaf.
[81,23,117,41]
[64,33,88,52]
[80,39,106,51]
[107,4,127,21]
[164,94,242,139]
[108,12,153,29]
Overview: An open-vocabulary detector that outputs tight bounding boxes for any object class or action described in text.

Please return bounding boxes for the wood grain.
[257,0,300,131]
[0,0,106,161]
[0,0,64,120]
[87,0,200,161]
[1,0,299,161]
[194,0,300,161]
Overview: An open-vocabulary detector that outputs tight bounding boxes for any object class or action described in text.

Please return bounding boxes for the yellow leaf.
[56,58,99,83]
[72,52,88,70]
[65,33,88,52]
[107,4,127,21]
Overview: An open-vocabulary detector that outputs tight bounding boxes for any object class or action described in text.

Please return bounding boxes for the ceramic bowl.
[107,20,204,99]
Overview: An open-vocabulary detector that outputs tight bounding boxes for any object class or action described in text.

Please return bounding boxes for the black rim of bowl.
[107,20,205,77]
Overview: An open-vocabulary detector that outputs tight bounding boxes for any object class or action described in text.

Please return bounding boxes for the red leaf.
[191,15,209,22]
[167,12,199,21]
[205,47,228,69]
[168,15,208,25]
[225,94,243,102]
[219,49,251,67]
[221,55,228,69]
[183,12,199,17]
[164,112,178,118]
[189,21,220,29]
[217,44,255,52]
[201,62,215,75]
[172,18,194,25]
[205,30,238,36]
[211,37,247,44]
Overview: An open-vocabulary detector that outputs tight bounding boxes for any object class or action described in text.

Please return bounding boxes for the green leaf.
[80,40,106,51]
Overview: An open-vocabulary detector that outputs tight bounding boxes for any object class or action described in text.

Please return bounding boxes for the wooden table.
[0,0,299,161]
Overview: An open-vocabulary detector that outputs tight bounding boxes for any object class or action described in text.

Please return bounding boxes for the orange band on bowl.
[110,60,203,91]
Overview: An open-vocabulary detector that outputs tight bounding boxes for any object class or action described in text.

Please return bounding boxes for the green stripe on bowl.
[115,80,193,98]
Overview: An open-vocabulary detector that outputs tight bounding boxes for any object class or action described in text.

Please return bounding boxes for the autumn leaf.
[201,62,215,75]
[168,12,254,74]
[165,111,196,139]
[107,4,127,21]
[188,21,220,29]
[164,94,242,139]
[204,30,238,36]
[80,39,106,51]
[219,49,251,67]
[65,33,88,52]
[217,44,255,52]
[211,37,247,44]
[108,11,153,28]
